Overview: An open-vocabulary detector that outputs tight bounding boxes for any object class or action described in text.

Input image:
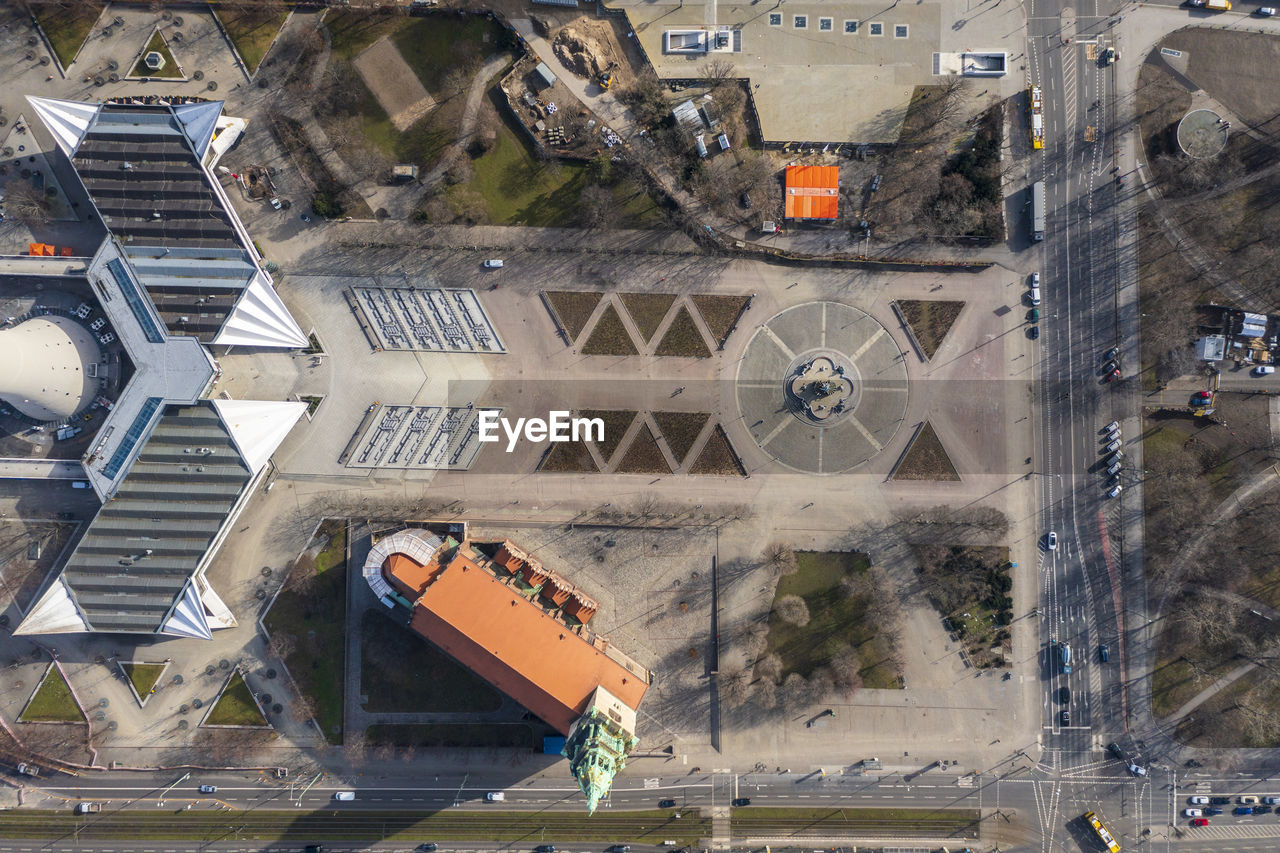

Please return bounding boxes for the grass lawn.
[897,300,965,359]
[0,809,708,844]
[130,30,183,79]
[619,292,676,343]
[361,613,501,713]
[691,295,751,348]
[538,440,598,472]
[216,5,289,74]
[121,662,166,701]
[205,671,269,727]
[580,409,637,462]
[263,523,347,743]
[545,291,602,341]
[654,306,712,357]
[762,551,903,688]
[892,421,960,481]
[580,304,639,356]
[34,1,101,69]
[614,424,671,474]
[732,806,979,838]
[653,411,710,464]
[365,724,533,749]
[20,665,83,723]
[688,425,745,476]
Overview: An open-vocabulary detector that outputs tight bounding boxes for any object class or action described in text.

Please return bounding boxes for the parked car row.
[1184,794,1280,825]
[1100,417,1122,498]
[1026,272,1041,339]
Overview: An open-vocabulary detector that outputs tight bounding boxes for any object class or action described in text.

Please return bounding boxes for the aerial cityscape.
[0,0,1276,851]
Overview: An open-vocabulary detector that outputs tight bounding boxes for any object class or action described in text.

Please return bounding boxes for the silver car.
[1105,439,1121,453]
[1107,484,1123,498]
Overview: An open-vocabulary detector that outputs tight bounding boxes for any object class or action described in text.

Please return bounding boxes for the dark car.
[1060,710,1070,726]
[1234,807,1252,815]
[1210,796,1232,805]
[1105,368,1121,382]
[1058,686,1071,704]
[731,798,751,807]
[1100,644,1110,663]
[1029,325,1040,340]
[740,192,752,209]
[658,799,676,808]
[1205,807,1223,816]
[1108,742,1124,759]
[305,847,323,853]
[1254,805,1272,814]
[419,846,438,853]
[535,846,556,853]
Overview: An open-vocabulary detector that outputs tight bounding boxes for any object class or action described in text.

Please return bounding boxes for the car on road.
[1234,806,1252,815]
[1108,743,1124,760]
[305,846,323,853]
[609,846,631,853]
[1103,420,1119,434]
[1100,644,1110,662]
[659,799,677,808]
[1205,807,1223,815]
[1028,308,1040,322]
[1060,710,1070,725]
[1029,325,1040,340]
[1031,272,1040,287]
[1107,484,1123,498]
[199,785,217,794]
[1254,805,1272,814]
[1258,5,1276,14]
[1191,818,1210,826]
[1266,796,1280,804]
[1184,809,1203,817]
[1129,763,1148,777]
[1058,686,1071,704]
[1240,796,1260,805]
[1047,531,1058,551]
[535,846,555,853]
[482,259,505,269]
[1103,346,1120,360]
[1105,439,1121,453]
[334,791,355,801]
[1192,391,1212,405]
[1106,461,1122,477]
[74,803,100,814]
[1210,796,1232,804]
[1189,796,1209,805]
[1105,368,1121,382]
[418,845,438,852]
[486,792,505,802]
[1029,287,1041,306]
[1253,365,1275,376]
[731,798,751,807]
[16,763,38,776]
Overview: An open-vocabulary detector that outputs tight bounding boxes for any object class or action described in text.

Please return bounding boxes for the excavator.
[597,61,617,91]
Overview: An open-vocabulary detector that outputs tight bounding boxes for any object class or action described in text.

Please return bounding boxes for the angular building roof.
[784,165,840,220]
[17,401,304,636]
[27,97,307,349]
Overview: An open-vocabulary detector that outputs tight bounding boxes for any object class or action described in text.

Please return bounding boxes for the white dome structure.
[0,315,101,421]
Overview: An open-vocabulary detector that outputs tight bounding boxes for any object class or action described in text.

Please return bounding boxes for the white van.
[486,791,505,802]
[334,791,355,801]
[1029,287,1041,306]
[482,259,504,269]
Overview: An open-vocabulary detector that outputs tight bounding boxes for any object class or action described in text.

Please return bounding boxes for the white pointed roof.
[212,399,307,476]
[14,578,90,634]
[173,100,224,158]
[160,581,212,640]
[213,273,308,349]
[26,97,101,155]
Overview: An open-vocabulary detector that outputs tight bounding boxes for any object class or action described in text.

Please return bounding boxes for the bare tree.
[719,667,753,708]
[701,58,737,83]
[756,652,784,684]
[829,644,864,694]
[763,542,798,577]
[4,183,53,227]
[578,184,619,229]
[774,594,810,627]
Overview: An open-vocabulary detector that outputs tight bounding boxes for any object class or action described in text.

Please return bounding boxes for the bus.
[1030,85,1044,149]
[1085,810,1122,853]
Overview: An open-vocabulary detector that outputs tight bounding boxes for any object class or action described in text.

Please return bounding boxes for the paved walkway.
[1166,660,1258,724]
[0,458,83,479]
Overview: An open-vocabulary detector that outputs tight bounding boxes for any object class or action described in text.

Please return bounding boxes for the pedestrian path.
[0,458,83,479]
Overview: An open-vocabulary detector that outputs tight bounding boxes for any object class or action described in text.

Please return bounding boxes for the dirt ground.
[530,13,640,93]
[353,35,436,132]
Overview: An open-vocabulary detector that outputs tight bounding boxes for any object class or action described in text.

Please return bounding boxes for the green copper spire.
[562,703,639,813]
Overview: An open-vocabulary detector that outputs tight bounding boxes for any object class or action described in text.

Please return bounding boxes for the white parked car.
[270,197,283,210]
[1029,287,1041,306]
[486,791,505,802]
[1047,531,1058,551]
[1257,6,1276,15]
[1253,365,1275,376]
[1104,421,1119,434]
[1189,796,1209,805]
[482,259,505,269]
[1108,484,1123,498]
[1184,808,1203,817]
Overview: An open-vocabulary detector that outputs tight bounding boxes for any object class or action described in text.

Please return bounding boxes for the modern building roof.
[0,315,101,421]
[784,165,840,219]
[27,97,307,349]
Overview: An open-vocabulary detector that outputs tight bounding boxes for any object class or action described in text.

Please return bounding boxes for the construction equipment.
[597,61,617,91]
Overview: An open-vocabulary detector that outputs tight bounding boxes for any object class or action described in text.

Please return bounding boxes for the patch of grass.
[216,4,289,73]
[732,806,979,838]
[688,425,745,476]
[613,423,671,474]
[760,551,902,689]
[130,30,183,79]
[390,14,506,95]
[316,523,347,573]
[653,411,710,464]
[619,292,676,343]
[0,809,709,844]
[914,545,1012,668]
[897,300,965,360]
[468,105,590,226]
[538,439,598,472]
[891,421,961,481]
[263,524,347,743]
[654,305,711,358]
[361,613,501,713]
[34,1,102,70]
[544,291,602,341]
[580,410,637,463]
[301,396,324,417]
[580,304,639,356]
[205,671,269,727]
[366,724,533,749]
[19,665,83,723]
[120,662,166,701]
[691,294,750,349]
